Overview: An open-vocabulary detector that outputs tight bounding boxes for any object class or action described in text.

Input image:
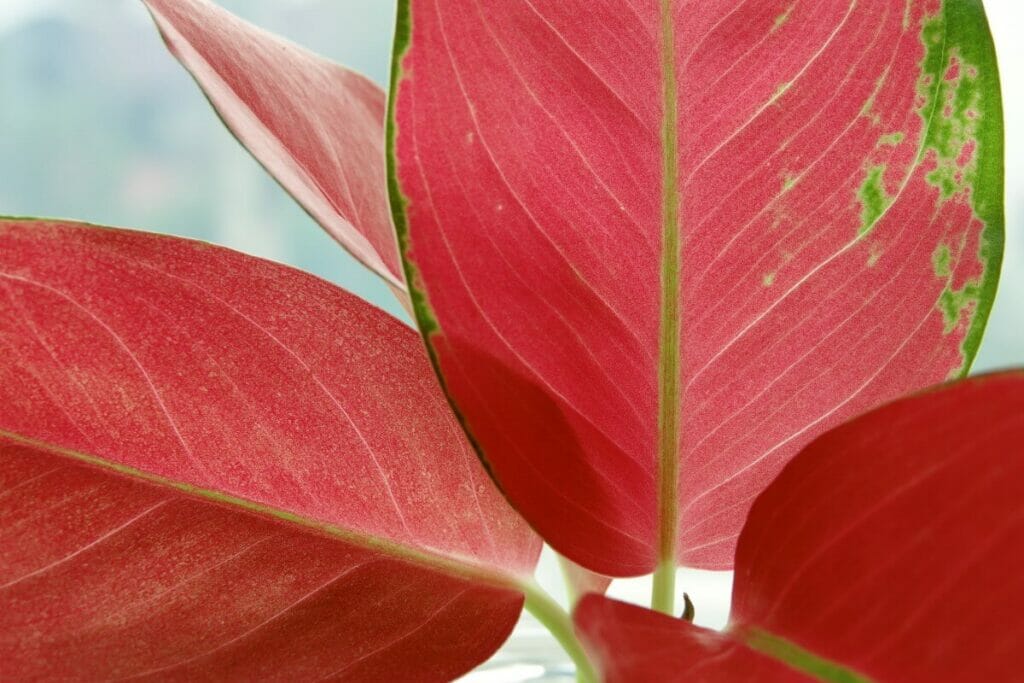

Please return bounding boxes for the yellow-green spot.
[859,92,877,119]
[782,172,798,192]
[859,75,889,125]
[878,131,905,146]
[773,4,795,32]
[938,281,981,334]
[773,81,793,102]
[867,244,883,268]
[932,244,952,278]
[857,165,891,236]
[762,271,776,287]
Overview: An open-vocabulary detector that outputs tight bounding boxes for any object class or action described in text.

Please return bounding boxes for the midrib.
[0,427,525,593]
[652,0,682,614]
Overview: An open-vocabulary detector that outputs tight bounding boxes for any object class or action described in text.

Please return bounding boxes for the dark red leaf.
[576,373,1024,682]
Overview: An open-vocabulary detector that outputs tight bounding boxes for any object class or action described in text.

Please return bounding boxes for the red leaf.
[142,0,408,304]
[0,219,540,679]
[576,372,1024,682]
[389,0,1004,575]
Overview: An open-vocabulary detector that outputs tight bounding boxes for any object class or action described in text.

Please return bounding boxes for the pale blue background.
[2,2,1021,680]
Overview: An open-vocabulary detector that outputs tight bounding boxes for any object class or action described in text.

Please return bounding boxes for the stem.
[651,557,676,615]
[521,580,598,683]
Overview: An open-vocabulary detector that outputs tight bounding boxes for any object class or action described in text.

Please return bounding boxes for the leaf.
[0,219,540,680]
[142,0,409,307]
[575,372,1024,682]
[388,0,1004,576]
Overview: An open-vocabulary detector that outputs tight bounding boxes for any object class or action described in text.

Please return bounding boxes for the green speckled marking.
[857,165,890,236]
[939,282,981,334]
[913,2,1004,371]
[773,4,795,32]
[762,271,776,287]
[933,244,952,278]
[859,75,889,124]
[878,131,905,146]
[921,44,981,199]
[867,243,883,268]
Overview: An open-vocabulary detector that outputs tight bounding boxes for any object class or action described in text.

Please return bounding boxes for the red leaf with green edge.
[142,0,409,307]
[576,372,1024,682]
[388,0,1004,578]
[0,219,540,680]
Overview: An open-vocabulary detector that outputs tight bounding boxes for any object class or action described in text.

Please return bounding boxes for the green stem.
[521,580,598,683]
[651,558,676,615]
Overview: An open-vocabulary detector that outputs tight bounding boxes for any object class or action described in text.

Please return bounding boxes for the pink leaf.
[576,372,1024,682]
[390,0,1003,574]
[143,0,408,305]
[0,219,539,679]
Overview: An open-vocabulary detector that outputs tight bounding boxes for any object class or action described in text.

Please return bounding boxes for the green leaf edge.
[383,22,600,679]
[385,0,517,527]
[943,0,1005,373]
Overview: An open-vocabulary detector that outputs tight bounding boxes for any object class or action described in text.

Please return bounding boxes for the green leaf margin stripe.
[942,0,1005,373]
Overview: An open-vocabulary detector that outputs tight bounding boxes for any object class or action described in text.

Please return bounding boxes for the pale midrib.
[743,627,873,682]
[0,427,523,592]
[653,0,682,614]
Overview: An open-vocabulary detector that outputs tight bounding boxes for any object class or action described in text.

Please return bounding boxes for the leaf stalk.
[521,580,598,683]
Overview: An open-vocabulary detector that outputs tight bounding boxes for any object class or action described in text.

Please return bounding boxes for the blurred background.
[1,1,1020,680]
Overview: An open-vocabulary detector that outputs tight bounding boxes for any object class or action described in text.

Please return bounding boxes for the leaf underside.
[143,0,409,301]
[0,219,540,679]
[389,0,1003,575]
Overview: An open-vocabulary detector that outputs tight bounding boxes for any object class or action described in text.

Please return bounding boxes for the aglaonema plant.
[0,0,1014,680]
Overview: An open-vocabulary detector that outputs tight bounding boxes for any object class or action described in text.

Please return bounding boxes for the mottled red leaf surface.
[390,0,1004,576]
[0,219,540,680]
[143,0,406,300]
[576,372,1024,682]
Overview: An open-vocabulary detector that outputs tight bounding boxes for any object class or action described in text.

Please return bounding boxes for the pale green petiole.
[520,580,598,683]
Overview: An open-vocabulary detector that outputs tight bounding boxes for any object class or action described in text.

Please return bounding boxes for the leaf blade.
[0,219,540,679]
[388,0,1003,575]
[142,0,408,299]
[576,372,1024,682]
